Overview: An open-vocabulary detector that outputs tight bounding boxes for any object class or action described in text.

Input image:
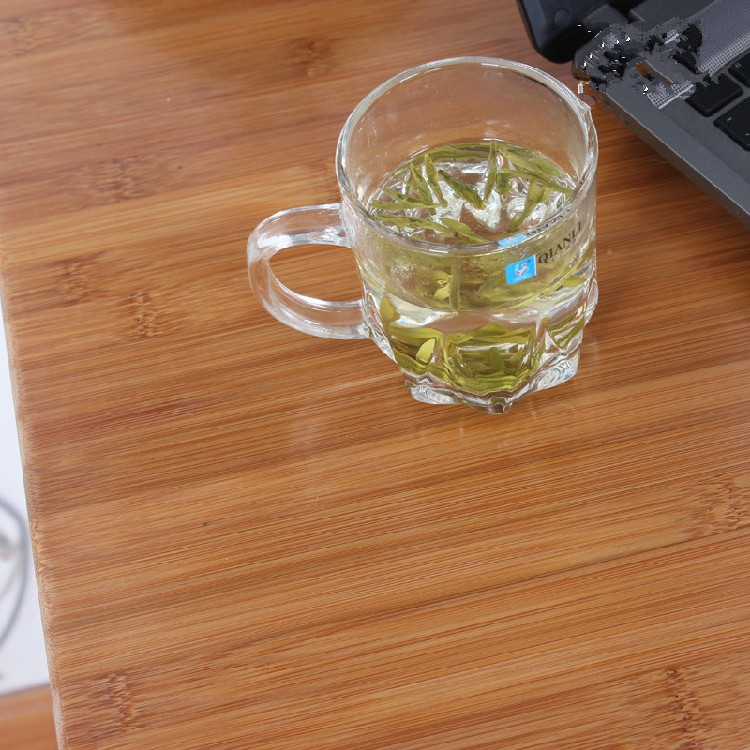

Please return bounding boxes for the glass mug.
[248,57,598,413]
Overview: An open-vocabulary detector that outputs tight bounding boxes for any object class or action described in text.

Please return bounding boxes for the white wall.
[0,301,49,695]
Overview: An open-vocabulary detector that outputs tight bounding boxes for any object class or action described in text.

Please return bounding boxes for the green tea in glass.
[248,57,598,412]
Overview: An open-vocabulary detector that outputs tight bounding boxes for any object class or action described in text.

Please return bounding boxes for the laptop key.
[715,98,750,150]
[672,23,702,73]
[673,47,699,73]
[729,52,750,87]
[687,74,742,116]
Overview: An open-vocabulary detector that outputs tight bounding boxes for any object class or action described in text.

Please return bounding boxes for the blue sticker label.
[505,255,537,285]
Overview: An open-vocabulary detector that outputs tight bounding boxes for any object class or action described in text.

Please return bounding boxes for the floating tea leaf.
[408,160,433,204]
[423,154,446,207]
[372,212,452,234]
[368,140,573,245]
[438,169,484,209]
[440,217,487,243]
[483,140,499,206]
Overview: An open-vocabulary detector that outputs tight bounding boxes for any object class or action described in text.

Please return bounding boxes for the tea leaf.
[433,282,451,301]
[440,217,487,243]
[369,199,402,211]
[449,258,461,311]
[508,179,548,233]
[500,143,564,177]
[379,186,440,208]
[381,187,440,207]
[483,140,498,206]
[424,154,446,206]
[373,212,452,234]
[558,273,586,288]
[386,324,442,349]
[409,160,433,204]
[438,169,483,209]
[415,337,436,364]
[371,198,438,211]
[505,169,573,195]
[382,186,409,202]
[379,294,399,327]
[495,171,511,195]
[549,316,585,349]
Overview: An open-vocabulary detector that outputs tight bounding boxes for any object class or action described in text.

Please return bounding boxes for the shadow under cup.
[248,57,598,413]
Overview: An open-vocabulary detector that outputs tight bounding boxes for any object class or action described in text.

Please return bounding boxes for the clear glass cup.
[248,57,598,413]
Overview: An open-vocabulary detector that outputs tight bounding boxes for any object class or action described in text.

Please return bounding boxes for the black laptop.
[517,0,750,229]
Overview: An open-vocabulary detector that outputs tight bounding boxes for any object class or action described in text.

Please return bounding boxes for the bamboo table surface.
[1,1,749,748]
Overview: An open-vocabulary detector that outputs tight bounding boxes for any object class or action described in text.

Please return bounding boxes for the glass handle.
[247,204,368,340]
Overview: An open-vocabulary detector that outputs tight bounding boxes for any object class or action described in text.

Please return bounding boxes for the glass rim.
[335,56,598,255]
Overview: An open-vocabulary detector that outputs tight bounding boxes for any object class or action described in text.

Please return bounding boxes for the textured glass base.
[398,272,597,414]
[404,351,580,413]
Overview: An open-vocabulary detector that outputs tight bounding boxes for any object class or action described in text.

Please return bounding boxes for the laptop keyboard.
[571,0,750,228]
[686,51,750,149]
